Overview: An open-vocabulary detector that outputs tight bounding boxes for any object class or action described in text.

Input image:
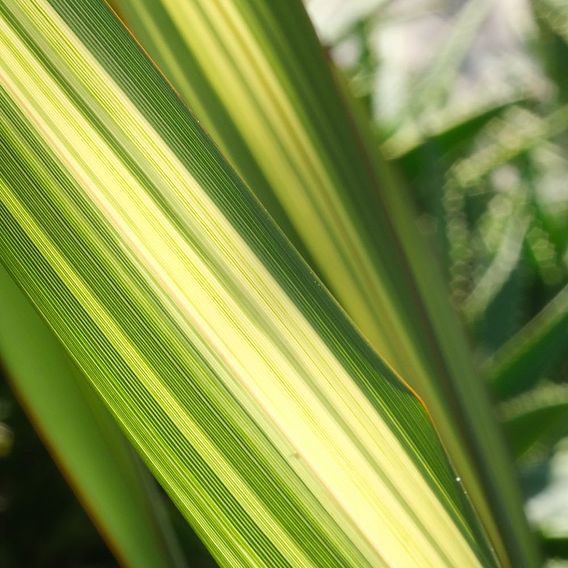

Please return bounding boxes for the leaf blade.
[0,265,184,568]
[0,1,491,566]
[489,284,568,399]
[114,0,537,564]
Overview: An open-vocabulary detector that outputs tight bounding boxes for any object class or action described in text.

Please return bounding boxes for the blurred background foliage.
[1,0,567,565]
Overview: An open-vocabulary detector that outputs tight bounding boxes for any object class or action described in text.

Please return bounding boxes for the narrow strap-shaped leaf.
[0,265,184,568]
[500,383,568,460]
[114,0,537,564]
[489,284,568,399]
[0,1,493,566]
[384,96,518,158]
[407,0,491,117]
[448,105,568,190]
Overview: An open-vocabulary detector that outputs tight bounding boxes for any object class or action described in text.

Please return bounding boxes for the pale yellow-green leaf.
[0,0,494,566]
[0,265,184,568]
[114,1,537,565]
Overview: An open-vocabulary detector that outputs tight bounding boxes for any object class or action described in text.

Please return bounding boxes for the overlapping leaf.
[0,266,183,568]
[0,1,496,565]
[114,1,536,564]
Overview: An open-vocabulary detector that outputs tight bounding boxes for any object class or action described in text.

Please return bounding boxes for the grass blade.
[0,264,184,568]
[447,105,568,191]
[114,1,537,564]
[500,383,568,461]
[0,0,494,565]
[489,284,568,399]
[407,0,491,117]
